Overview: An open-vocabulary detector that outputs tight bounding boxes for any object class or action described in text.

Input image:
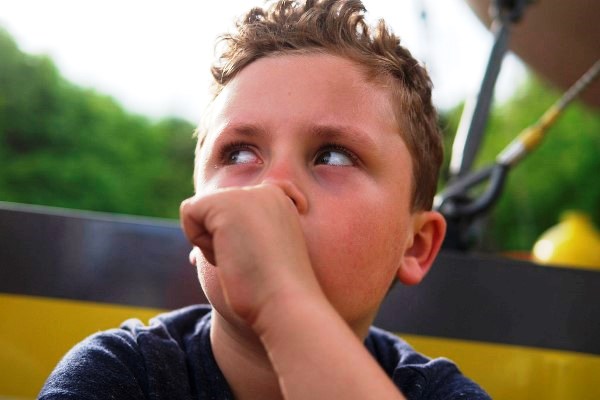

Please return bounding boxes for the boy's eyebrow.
[216,123,269,139]
[309,124,377,149]
[215,122,378,149]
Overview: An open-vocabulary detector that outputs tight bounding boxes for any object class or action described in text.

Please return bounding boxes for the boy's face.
[196,53,421,335]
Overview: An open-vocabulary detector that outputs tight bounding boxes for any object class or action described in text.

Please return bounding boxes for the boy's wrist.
[251,283,332,340]
[249,284,407,400]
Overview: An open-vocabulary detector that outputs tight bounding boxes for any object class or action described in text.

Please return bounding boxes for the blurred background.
[1,2,599,398]
[0,0,598,254]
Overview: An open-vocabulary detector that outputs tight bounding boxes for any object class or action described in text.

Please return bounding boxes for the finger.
[190,245,217,267]
[179,196,210,243]
[197,237,217,266]
[189,246,206,266]
[180,196,217,266]
[189,248,196,266]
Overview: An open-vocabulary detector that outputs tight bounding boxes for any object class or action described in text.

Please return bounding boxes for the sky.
[0,0,527,123]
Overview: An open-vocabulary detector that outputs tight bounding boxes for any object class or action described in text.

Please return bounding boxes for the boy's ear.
[396,211,446,286]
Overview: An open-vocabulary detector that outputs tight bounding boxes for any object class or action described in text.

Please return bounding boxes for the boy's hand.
[181,182,406,400]
[180,182,323,328]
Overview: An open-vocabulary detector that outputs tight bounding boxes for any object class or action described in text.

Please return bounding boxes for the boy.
[40,0,490,399]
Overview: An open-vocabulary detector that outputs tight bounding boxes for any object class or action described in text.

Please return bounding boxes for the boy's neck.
[210,311,283,400]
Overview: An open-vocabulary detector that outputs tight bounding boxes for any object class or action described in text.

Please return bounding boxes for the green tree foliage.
[2,27,598,250]
[441,74,600,252]
[0,28,196,219]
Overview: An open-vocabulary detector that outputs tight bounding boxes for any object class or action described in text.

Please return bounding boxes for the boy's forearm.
[254,293,406,400]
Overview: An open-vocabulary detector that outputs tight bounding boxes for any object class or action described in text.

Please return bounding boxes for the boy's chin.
[195,262,252,330]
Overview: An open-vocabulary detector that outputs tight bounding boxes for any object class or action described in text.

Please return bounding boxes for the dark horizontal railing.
[1,201,599,355]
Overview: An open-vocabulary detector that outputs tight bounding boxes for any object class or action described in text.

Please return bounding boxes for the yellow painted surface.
[401,334,600,400]
[1,293,599,399]
[0,293,164,398]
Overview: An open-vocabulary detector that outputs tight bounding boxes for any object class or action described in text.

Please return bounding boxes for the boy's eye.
[315,146,356,167]
[228,149,259,164]
[220,143,261,165]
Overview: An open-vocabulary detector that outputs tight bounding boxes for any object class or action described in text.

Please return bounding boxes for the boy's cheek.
[197,168,262,193]
[193,177,220,195]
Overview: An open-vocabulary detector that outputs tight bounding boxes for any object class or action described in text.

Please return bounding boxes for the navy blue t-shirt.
[39,305,490,399]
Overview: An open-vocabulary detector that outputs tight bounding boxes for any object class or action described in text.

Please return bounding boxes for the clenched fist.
[180,181,324,329]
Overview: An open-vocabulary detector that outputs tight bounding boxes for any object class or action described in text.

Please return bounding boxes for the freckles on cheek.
[323,210,379,270]
[345,203,407,267]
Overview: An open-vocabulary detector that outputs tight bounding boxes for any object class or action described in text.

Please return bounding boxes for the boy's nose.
[261,178,309,214]
[259,155,309,213]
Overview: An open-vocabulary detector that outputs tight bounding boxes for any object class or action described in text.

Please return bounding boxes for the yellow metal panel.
[0,293,164,398]
[1,293,599,399]
[401,334,600,400]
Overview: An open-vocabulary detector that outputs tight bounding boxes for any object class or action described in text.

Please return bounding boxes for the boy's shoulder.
[39,305,229,400]
[366,326,491,400]
[130,303,213,341]
[40,305,489,400]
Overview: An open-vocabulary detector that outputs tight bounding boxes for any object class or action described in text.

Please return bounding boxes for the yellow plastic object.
[532,211,600,269]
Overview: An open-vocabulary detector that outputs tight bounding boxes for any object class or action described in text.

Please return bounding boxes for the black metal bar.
[449,20,510,178]
[449,0,533,179]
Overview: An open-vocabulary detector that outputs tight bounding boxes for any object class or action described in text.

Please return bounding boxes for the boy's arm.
[181,183,406,400]
[255,289,407,400]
